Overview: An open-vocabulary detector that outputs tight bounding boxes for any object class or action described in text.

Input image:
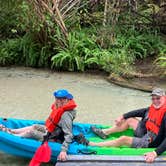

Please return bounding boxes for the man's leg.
[89,136,133,147]
[89,118,140,147]
[102,118,139,136]
[91,118,139,139]
[75,134,133,148]
[76,119,141,148]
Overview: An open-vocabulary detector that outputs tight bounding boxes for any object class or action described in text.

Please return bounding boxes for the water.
[0,67,152,165]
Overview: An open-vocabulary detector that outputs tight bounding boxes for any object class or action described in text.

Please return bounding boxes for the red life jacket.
[146,97,166,135]
[45,99,77,132]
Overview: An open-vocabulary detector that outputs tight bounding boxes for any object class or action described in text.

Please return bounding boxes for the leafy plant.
[51,31,99,71]
[0,0,166,78]
[18,35,39,66]
[0,0,23,39]
[156,55,166,68]
[0,34,51,67]
[156,48,166,69]
[103,27,166,60]
[101,48,134,75]
[0,39,21,65]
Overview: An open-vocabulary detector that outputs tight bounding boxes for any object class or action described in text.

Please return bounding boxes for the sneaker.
[74,133,89,146]
[91,126,107,139]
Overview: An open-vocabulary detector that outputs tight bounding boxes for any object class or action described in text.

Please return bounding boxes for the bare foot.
[0,124,13,134]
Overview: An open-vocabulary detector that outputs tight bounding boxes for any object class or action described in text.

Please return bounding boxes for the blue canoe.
[0,117,93,161]
[0,118,164,162]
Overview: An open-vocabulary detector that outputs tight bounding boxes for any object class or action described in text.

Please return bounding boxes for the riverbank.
[107,57,166,92]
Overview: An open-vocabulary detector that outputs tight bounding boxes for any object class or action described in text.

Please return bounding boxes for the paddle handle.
[78,150,97,155]
[42,132,51,144]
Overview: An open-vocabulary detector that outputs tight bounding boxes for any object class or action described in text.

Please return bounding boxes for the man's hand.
[58,151,67,161]
[115,116,124,126]
[144,151,157,163]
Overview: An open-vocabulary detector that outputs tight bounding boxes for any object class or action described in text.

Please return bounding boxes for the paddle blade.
[29,158,41,166]
[29,142,51,166]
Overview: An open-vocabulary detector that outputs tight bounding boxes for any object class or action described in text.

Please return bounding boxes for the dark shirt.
[123,107,166,155]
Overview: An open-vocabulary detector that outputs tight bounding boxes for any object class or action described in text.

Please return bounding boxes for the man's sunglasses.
[152,97,161,101]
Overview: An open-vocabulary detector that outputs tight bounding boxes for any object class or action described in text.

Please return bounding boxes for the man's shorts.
[134,121,146,138]
[131,133,150,148]
[132,122,150,148]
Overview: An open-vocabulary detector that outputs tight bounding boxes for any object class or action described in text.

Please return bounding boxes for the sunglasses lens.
[152,97,160,101]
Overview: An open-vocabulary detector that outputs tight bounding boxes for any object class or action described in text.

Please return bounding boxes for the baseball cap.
[151,88,165,96]
[53,89,73,99]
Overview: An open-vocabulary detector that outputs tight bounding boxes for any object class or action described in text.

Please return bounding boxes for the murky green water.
[0,67,152,165]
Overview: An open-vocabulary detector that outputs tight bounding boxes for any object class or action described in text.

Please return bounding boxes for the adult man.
[77,88,166,163]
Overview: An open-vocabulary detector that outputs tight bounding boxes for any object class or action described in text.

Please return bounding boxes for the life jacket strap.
[147,131,157,142]
[48,117,57,127]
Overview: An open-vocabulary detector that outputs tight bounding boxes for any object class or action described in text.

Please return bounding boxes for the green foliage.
[99,27,165,59]
[0,34,51,67]
[0,36,37,66]
[0,0,23,39]
[156,47,166,69]
[157,55,166,68]
[51,30,134,75]
[0,0,166,77]
[102,49,134,75]
[51,31,99,71]
[0,39,20,65]
[115,28,165,59]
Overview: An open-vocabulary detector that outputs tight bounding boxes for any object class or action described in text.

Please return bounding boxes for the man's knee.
[126,118,138,129]
[118,136,128,141]
[126,118,135,124]
[118,136,132,145]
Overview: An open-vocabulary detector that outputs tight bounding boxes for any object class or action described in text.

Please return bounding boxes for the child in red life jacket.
[0,89,77,161]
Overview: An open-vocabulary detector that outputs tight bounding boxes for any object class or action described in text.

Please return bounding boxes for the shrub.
[51,30,134,75]
[51,31,99,71]
[0,39,21,65]
[0,34,51,67]
[156,47,166,69]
